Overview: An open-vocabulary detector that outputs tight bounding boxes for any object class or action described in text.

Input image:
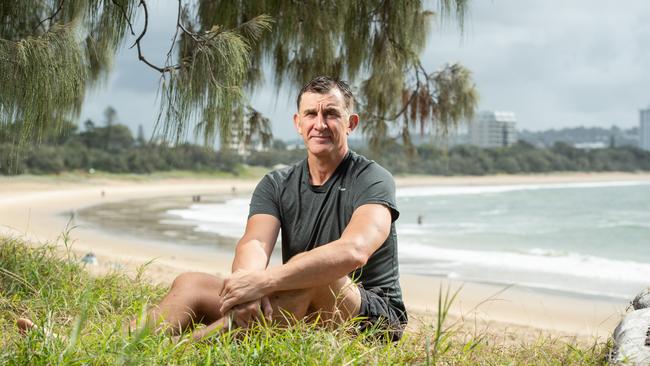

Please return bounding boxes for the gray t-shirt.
[248,150,406,320]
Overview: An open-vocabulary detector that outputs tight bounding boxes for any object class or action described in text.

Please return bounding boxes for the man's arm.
[231,214,280,273]
[227,214,280,327]
[220,203,391,311]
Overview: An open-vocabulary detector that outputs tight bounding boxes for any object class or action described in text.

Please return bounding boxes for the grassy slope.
[0,236,610,365]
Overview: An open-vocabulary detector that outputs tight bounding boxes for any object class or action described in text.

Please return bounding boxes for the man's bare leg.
[164,272,361,341]
[133,272,227,336]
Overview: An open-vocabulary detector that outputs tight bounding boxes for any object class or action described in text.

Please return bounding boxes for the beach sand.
[2,172,648,341]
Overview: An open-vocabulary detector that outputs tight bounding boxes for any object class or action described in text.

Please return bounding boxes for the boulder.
[610,308,650,364]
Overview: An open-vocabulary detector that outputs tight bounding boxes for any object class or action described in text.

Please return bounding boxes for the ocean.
[167,181,650,301]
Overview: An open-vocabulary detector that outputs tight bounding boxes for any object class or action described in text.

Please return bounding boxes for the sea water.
[167,181,650,300]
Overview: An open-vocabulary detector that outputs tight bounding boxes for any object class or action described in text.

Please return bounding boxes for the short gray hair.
[296,76,354,111]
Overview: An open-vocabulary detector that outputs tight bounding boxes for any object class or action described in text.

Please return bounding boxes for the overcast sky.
[78,1,650,140]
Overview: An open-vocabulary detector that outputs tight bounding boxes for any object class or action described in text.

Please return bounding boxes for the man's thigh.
[268,276,361,326]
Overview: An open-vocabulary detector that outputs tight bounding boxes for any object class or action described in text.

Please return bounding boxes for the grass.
[0,166,270,184]
[1,236,611,365]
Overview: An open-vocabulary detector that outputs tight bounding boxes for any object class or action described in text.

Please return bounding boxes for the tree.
[1,0,271,146]
[1,1,477,151]
[197,1,479,150]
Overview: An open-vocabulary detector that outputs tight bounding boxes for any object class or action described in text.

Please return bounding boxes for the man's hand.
[231,296,273,328]
[220,269,273,314]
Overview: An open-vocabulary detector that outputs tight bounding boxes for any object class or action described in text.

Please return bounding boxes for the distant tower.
[640,107,650,151]
[137,124,145,145]
[469,111,518,148]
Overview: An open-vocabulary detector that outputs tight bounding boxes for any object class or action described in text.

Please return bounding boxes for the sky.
[78,1,650,141]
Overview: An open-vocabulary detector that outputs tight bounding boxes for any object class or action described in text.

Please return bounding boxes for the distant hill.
[519,126,639,148]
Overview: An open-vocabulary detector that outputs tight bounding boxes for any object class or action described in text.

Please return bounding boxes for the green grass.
[1,236,611,365]
[0,166,270,184]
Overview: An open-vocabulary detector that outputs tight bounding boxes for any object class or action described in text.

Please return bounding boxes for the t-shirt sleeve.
[352,164,400,222]
[248,174,280,219]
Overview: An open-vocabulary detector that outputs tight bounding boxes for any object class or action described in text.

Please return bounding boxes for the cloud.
[423,0,650,130]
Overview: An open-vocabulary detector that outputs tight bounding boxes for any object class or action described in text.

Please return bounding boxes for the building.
[468,111,517,148]
[640,107,650,151]
[226,122,268,156]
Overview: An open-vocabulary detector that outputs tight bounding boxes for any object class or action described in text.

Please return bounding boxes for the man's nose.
[314,113,327,130]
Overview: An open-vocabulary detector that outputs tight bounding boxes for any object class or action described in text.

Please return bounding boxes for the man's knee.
[171,272,223,292]
[268,276,358,319]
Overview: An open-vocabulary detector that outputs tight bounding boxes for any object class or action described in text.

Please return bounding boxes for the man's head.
[296,76,355,113]
[293,76,359,158]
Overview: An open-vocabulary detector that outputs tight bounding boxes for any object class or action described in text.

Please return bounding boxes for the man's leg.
[150,271,361,340]
[137,272,226,336]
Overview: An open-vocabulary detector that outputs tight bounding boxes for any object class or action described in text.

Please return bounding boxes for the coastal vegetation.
[1,1,477,149]
[1,120,649,176]
[1,235,610,365]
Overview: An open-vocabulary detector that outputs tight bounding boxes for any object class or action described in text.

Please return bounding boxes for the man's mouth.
[310,135,331,140]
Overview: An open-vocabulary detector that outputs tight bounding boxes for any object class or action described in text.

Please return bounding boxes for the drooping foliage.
[0,0,138,143]
[0,0,272,147]
[1,1,477,152]
[193,0,479,150]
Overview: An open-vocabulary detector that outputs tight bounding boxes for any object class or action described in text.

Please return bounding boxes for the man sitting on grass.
[19,76,407,341]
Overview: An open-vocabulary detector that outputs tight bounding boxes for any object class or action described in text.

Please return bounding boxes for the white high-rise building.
[468,111,517,148]
[640,107,650,151]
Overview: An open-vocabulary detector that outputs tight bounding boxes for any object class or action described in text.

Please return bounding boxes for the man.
[138,76,407,340]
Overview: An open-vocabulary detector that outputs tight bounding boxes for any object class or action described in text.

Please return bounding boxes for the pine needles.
[1,1,476,152]
[156,15,273,145]
[0,0,139,146]
[198,0,479,152]
[0,24,87,144]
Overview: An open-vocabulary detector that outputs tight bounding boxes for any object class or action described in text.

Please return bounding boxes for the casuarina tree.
[0,1,478,150]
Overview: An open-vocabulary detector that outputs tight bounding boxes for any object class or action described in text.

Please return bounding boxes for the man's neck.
[307,147,349,186]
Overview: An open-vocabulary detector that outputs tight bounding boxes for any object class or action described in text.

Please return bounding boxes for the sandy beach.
[2,172,649,341]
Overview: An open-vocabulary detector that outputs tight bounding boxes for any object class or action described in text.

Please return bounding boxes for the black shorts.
[357,286,408,341]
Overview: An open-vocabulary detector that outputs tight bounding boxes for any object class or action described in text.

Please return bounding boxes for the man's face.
[293,89,359,158]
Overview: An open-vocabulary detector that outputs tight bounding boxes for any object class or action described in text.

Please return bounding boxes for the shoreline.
[77,191,635,304]
[2,171,648,340]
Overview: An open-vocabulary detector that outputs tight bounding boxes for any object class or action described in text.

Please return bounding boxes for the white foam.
[166,198,249,238]
[396,181,649,198]
[398,241,650,284]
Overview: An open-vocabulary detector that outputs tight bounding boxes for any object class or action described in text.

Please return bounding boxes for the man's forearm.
[264,239,366,293]
[231,239,270,273]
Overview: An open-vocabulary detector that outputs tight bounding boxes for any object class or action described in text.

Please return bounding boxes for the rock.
[633,289,650,310]
[610,308,650,364]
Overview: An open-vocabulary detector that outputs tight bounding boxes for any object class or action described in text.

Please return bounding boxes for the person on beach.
[18,76,407,341]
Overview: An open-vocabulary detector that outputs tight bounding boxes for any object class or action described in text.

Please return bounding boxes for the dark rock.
[633,289,650,310]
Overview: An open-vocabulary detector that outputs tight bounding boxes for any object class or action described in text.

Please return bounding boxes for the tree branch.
[33,0,64,32]
[165,0,183,62]
[130,0,179,73]
[111,0,136,36]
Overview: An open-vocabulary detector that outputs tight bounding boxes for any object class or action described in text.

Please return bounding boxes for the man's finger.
[261,296,273,321]
[219,278,229,297]
[220,299,234,315]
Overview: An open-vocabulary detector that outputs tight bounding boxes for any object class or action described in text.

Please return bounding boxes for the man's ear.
[293,113,301,134]
[347,114,360,133]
